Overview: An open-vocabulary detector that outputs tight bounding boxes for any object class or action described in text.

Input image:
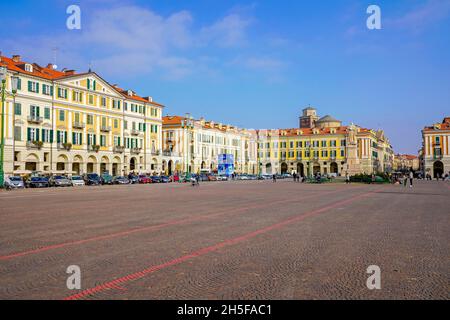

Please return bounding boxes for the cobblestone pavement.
[0,180,449,300]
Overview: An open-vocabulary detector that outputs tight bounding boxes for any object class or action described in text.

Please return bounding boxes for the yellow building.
[0,54,164,176]
[255,107,394,176]
[422,117,450,178]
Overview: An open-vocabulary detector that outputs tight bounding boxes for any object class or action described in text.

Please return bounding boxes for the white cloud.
[200,14,253,47]
[386,0,450,31]
[0,4,257,80]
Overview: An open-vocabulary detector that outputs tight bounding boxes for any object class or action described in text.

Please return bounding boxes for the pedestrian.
[409,170,414,188]
[272,174,277,183]
[293,173,297,182]
[345,172,350,184]
[403,174,408,187]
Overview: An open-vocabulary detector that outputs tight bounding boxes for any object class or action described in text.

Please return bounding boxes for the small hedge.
[350,174,389,184]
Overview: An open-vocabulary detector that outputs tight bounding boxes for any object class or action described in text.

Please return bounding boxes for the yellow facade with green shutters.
[0,54,165,176]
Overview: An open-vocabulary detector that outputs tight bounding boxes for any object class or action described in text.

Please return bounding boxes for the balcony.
[72,122,85,129]
[131,129,141,136]
[163,151,181,157]
[100,126,111,132]
[57,143,72,151]
[26,141,43,149]
[151,150,160,156]
[131,147,142,154]
[113,145,125,153]
[87,145,101,152]
[27,116,43,124]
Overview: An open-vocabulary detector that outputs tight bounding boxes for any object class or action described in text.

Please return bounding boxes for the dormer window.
[128,90,133,97]
[24,64,33,73]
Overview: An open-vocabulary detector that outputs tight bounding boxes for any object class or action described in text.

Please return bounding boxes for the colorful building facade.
[255,107,394,176]
[422,117,450,178]
[162,115,258,175]
[0,54,164,176]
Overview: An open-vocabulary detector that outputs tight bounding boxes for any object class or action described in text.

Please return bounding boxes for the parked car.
[128,175,139,184]
[4,176,25,190]
[171,175,180,182]
[160,176,171,183]
[26,176,50,188]
[199,174,209,182]
[138,175,152,184]
[238,175,249,180]
[208,174,217,181]
[49,175,73,187]
[71,176,85,187]
[83,173,101,186]
[150,176,162,183]
[101,173,113,185]
[113,176,130,184]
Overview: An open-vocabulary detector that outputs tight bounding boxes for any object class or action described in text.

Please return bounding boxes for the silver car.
[4,176,25,190]
[49,175,73,187]
[71,176,85,187]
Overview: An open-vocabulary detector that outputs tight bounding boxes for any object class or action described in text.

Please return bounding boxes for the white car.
[71,176,85,186]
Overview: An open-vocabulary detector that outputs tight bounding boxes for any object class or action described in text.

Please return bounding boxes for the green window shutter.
[64,132,67,143]
[36,83,39,93]
[118,137,121,146]
[72,132,76,144]
[36,129,40,141]
[17,78,22,90]
[57,131,61,143]
[27,128,31,141]
[93,80,97,91]
[42,129,45,141]
[87,79,90,90]
[93,135,96,146]
[50,86,54,96]
[64,89,68,99]
[80,133,83,145]
[50,130,54,143]
[28,81,32,92]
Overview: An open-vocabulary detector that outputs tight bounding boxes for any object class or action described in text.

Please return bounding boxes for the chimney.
[12,55,21,62]
[46,63,55,70]
[64,69,75,76]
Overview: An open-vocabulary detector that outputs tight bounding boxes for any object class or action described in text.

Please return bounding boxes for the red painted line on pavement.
[63,190,376,300]
[0,187,352,261]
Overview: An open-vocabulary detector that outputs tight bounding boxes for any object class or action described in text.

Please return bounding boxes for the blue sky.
[1,0,449,154]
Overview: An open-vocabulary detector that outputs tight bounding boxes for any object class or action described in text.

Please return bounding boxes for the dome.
[315,115,342,128]
[317,115,339,123]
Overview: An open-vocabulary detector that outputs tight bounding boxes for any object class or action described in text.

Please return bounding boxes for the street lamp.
[0,66,8,187]
[0,68,18,188]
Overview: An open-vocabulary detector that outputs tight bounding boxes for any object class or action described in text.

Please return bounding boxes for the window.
[114,136,121,146]
[341,149,345,157]
[14,103,22,115]
[59,110,65,121]
[124,102,128,111]
[321,140,327,148]
[30,105,40,118]
[72,132,83,145]
[87,134,96,146]
[57,131,67,144]
[88,95,94,104]
[28,81,39,93]
[44,108,50,120]
[124,121,128,130]
[14,126,21,141]
[74,113,80,123]
[57,87,68,99]
[101,97,106,107]
[42,84,53,96]
[100,135,106,147]
[72,91,83,103]
[113,119,119,129]
[27,128,40,142]
[41,129,53,143]
[87,114,94,125]
[25,64,33,72]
